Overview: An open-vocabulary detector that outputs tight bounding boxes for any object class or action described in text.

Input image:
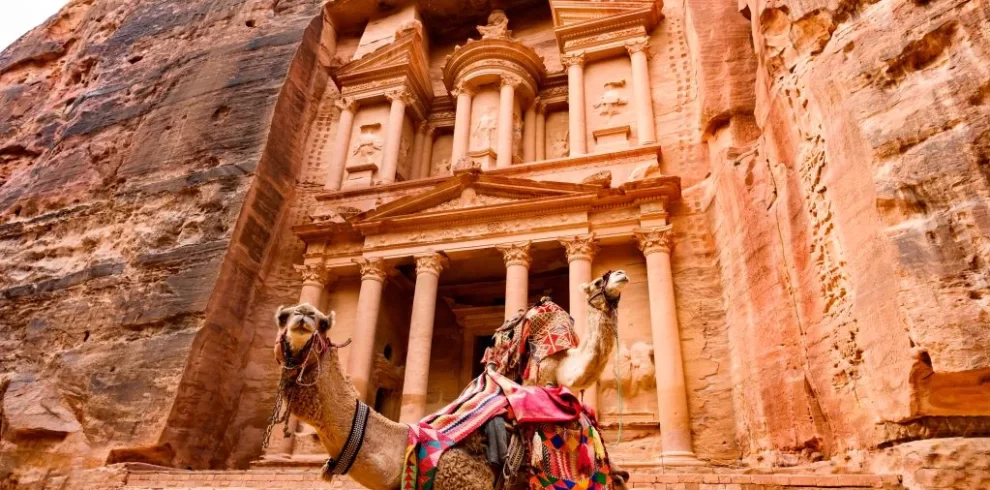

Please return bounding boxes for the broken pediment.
[549,0,664,52]
[334,27,433,118]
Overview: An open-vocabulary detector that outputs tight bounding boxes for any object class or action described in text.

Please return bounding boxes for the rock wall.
[0,0,330,485]
[699,0,990,467]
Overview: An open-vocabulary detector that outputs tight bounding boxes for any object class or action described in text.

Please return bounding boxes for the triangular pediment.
[353,172,603,228]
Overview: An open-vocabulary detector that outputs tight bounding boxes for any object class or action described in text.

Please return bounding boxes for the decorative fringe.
[578,442,594,475]
[319,460,335,483]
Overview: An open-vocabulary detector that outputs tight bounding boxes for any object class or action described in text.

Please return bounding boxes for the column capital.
[415,253,448,277]
[385,87,415,105]
[335,96,358,112]
[417,121,432,134]
[561,52,586,68]
[533,96,546,114]
[496,241,532,268]
[353,257,389,283]
[500,74,524,89]
[635,225,673,256]
[295,263,333,287]
[559,234,599,263]
[625,37,650,55]
[451,80,475,98]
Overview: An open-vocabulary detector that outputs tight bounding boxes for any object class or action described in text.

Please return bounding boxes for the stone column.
[451,83,474,165]
[325,97,358,191]
[497,241,531,320]
[626,38,657,145]
[497,76,520,169]
[523,99,537,162]
[559,235,599,408]
[418,124,435,179]
[379,88,413,184]
[399,253,448,423]
[562,52,587,156]
[535,99,546,161]
[266,263,333,456]
[410,121,427,179]
[347,257,389,402]
[635,226,697,463]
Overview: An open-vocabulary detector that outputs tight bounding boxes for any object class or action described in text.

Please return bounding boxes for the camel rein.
[264,330,368,478]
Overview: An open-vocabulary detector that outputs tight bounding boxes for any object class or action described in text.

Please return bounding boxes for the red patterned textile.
[483,299,577,384]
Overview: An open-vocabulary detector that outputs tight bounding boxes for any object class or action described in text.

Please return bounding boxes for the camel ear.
[317,311,335,333]
[275,306,290,327]
[580,282,592,295]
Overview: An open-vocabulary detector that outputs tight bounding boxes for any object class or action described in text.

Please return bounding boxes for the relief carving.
[551,130,570,158]
[473,107,498,150]
[593,80,628,124]
[600,341,656,398]
[352,124,384,166]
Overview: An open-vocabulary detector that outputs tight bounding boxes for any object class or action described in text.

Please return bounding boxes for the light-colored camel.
[272,303,627,490]
[528,270,629,390]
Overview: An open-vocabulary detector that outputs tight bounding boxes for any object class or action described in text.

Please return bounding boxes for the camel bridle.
[588,270,621,311]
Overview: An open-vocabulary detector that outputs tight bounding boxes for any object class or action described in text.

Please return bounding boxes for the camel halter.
[263,328,353,451]
[587,270,621,311]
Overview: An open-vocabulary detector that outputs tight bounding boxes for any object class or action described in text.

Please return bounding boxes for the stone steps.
[120,464,904,490]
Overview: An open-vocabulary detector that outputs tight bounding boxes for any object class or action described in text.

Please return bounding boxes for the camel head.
[273,303,335,367]
[582,269,630,310]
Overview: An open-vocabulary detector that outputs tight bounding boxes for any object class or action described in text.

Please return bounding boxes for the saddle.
[482,298,577,385]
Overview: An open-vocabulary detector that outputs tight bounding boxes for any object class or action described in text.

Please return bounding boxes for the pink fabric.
[489,370,583,424]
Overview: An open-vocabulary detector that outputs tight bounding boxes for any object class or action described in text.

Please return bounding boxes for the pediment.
[550,0,663,28]
[334,28,432,111]
[549,0,663,52]
[353,172,604,229]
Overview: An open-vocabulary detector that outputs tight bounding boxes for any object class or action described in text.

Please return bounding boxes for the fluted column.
[347,258,389,402]
[266,263,333,456]
[497,241,531,320]
[559,235,599,408]
[635,226,697,463]
[325,98,358,191]
[523,99,537,162]
[418,124,435,179]
[451,84,474,165]
[562,52,587,156]
[399,253,448,423]
[497,76,520,168]
[410,121,427,179]
[626,38,656,145]
[380,89,413,184]
[535,99,546,161]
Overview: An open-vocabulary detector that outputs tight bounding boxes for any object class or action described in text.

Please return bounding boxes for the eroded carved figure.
[476,10,511,40]
[551,130,570,158]
[594,80,628,124]
[352,124,383,165]
[473,107,497,150]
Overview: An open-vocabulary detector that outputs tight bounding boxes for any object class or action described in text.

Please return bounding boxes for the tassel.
[578,441,594,475]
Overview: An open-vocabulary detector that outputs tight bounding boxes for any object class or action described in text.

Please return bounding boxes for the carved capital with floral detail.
[625,38,650,56]
[385,88,415,105]
[417,121,432,134]
[415,253,449,277]
[354,257,389,283]
[500,74,524,89]
[559,234,599,263]
[497,241,532,268]
[560,52,586,68]
[295,263,333,287]
[532,96,545,114]
[635,225,673,256]
[335,97,358,113]
[451,80,475,98]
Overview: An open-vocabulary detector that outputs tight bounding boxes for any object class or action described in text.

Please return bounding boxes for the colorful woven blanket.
[483,299,578,384]
[402,369,615,490]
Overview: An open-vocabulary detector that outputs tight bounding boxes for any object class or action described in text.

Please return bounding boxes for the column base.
[657,451,705,466]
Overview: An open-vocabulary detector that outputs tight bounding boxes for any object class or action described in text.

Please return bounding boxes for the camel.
[526,270,629,390]
[271,303,628,490]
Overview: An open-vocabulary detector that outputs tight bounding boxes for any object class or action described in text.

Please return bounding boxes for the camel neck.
[285,349,408,490]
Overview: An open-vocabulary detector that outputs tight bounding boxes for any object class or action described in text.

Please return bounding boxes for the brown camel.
[528,270,629,390]
[271,303,628,490]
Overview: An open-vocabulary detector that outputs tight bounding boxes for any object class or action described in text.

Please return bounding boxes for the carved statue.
[351,124,383,165]
[593,80,628,124]
[512,111,523,158]
[438,158,451,175]
[473,107,497,150]
[599,341,656,398]
[270,304,630,490]
[551,130,570,158]
[476,10,511,40]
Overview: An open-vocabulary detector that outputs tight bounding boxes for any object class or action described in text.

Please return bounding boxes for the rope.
[613,327,623,444]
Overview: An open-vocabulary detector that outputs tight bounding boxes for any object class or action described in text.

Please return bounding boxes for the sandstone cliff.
[0,0,332,485]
